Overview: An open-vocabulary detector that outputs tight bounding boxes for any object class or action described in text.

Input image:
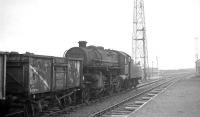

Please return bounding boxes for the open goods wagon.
[1,53,83,116]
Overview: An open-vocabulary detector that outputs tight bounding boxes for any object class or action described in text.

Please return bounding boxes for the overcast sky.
[0,0,200,69]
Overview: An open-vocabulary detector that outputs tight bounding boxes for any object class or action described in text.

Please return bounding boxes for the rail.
[88,73,193,117]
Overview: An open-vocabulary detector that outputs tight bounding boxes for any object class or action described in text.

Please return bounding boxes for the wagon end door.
[0,54,6,100]
[67,59,82,88]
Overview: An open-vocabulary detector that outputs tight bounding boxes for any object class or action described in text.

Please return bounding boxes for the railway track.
[6,72,192,117]
[44,72,193,117]
[88,73,193,117]
[5,79,162,117]
[40,78,165,117]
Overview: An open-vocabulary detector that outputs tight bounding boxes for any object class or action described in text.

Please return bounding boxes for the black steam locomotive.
[0,41,142,116]
[65,41,142,100]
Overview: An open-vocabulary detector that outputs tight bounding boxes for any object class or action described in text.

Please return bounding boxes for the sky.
[0,0,200,70]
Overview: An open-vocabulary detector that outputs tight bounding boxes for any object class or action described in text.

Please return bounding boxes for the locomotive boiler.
[65,41,142,100]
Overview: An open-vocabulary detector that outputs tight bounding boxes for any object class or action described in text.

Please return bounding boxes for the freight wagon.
[0,52,83,116]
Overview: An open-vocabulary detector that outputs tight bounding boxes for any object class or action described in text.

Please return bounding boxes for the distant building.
[196,59,200,75]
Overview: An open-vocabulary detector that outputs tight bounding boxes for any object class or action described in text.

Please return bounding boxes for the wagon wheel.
[82,88,90,104]
[24,101,39,117]
[55,95,64,109]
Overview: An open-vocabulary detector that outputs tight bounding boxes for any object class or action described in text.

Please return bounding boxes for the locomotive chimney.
[78,41,87,48]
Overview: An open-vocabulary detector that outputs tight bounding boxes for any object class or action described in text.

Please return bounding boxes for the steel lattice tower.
[132,0,148,80]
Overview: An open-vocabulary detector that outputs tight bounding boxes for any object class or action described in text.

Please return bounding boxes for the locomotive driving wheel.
[114,78,122,93]
[107,86,114,95]
[133,78,139,89]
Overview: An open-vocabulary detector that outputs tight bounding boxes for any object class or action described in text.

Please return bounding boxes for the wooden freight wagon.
[5,53,83,116]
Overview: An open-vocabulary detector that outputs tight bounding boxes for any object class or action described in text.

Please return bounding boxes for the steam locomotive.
[65,41,142,100]
[0,41,142,116]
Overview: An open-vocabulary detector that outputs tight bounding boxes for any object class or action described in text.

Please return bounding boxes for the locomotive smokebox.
[78,41,87,48]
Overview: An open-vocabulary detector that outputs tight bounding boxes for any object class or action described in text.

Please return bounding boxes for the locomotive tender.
[0,41,142,116]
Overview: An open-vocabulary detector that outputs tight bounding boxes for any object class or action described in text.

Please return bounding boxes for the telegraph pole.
[195,37,199,62]
[152,61,153,77]
[156,56,159,78]
[132,0,148,80]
